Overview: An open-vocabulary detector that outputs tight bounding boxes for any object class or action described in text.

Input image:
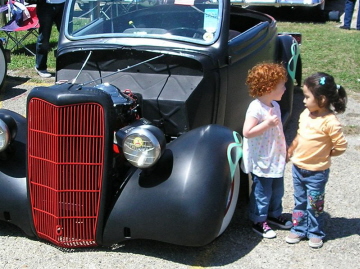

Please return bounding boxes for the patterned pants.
[290,165,329,239]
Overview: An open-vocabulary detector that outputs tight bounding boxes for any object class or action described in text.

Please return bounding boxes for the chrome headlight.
[0,118,10,152]
[122,125,166,169]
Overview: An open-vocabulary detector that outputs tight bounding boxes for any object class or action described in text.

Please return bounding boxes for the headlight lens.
[0,118,10,152]
[122,125,165,169]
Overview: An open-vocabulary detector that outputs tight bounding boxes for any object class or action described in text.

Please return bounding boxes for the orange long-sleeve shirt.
[290,109,347,171]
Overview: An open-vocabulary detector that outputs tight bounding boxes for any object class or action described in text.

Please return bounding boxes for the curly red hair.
[246,63,287,97]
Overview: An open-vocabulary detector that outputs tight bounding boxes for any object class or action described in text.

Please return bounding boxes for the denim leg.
[249,174,275,223]
[36,4,53,69]
[356,2,360,29]
[290,165,308,237]
[290,165,329,239]
[35,3,64,70]
[54,4,64,31]
[344,0,356,28]
[306,171,328,239]
[268,177,284,218]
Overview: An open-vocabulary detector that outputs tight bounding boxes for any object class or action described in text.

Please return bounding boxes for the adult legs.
[36,3,53,70]
[343,0,356,28]
[35,3,64,70]
[356,1,360,29]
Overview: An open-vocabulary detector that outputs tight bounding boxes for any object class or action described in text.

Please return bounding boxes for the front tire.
[0,45,7,92]
[218,164,240,235]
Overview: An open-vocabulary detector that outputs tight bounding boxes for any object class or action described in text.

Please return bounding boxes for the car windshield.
[66,0,222,45]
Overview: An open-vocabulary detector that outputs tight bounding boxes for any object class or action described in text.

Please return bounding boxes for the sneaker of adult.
[268,215,292,229]
[339,25,350,30]
[35,67,52,78]
[285,232,304,244]
[252,221,276,239]
[309,237,323,248]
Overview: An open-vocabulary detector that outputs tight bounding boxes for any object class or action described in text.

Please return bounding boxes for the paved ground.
[0,72,359,269]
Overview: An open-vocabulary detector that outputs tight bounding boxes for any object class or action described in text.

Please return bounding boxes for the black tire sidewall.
[0,45,7,91]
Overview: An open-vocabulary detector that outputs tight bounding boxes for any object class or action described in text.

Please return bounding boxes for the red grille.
[28,98,105,248]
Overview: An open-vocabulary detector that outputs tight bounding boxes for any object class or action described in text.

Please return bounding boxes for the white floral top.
[241,99,286,178]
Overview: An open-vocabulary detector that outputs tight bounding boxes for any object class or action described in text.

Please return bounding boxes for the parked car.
[231,0,326,9]
[0,0,301,249]
[230,0,340,21]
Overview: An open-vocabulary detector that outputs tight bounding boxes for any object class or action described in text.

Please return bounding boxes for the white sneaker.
[35,67,52,78]
[309,237,323,248]
[252,221,276,239]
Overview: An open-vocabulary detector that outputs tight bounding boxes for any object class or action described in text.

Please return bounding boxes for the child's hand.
[266,108,280,127]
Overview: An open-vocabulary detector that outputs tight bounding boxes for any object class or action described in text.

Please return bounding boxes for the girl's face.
[302,85,320,112]
[270,80,286,101]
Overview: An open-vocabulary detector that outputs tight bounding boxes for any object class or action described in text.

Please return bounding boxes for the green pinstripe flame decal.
[227,131,243,179]
[287,40,300,81]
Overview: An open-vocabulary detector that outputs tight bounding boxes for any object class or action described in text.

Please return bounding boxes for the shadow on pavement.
[0,75,29,101]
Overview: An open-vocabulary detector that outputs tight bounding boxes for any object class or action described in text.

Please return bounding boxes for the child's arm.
[286,135,299,162]
[330,134,347,157]
[243,110,279,138]
[330,148,346,157]
[328,121,347,157]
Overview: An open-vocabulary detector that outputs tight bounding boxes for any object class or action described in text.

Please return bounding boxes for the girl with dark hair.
[286,72,348,248]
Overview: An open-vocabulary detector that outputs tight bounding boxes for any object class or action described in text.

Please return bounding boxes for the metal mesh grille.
[28,98,105,248]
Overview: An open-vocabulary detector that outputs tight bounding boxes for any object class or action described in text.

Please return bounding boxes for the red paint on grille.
[27,98,105,248]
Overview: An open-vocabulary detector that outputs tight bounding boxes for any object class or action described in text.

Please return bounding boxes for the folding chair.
[0,1,39,56]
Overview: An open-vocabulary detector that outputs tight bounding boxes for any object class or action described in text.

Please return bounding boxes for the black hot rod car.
[0,0,301,248]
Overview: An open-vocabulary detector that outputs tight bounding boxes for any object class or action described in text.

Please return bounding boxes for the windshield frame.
[64,0,224,46]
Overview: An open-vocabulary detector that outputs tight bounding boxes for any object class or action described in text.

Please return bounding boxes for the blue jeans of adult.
[248,173,284,223]
[343,0,360,29]
[35,1,65,70]
[290,165,329,240]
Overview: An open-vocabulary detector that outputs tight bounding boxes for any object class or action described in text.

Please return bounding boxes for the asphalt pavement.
[0,72,359,269]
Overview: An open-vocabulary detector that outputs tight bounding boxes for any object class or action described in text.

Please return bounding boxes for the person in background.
[286,72,347,248]
[242,62,292,239]
[340,0,360,30]
[35,0,65,78]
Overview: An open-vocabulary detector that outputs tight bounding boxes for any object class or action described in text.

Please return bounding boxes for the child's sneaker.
[308,237,323,248]
[267,215,292,229]
[252,221,276,239]
[285,232,304,244]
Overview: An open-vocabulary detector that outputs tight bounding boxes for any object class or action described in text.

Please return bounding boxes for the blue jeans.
[36,1,64,70]
[344,0,360,29]
[290,165,329,239]
[249,173,284,223]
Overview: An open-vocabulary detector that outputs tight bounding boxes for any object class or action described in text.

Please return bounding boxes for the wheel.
[0,45,7,92]
[218,163,240,235]
[328,10,340,21]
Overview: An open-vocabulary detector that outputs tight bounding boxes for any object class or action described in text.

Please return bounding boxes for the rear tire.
[0,45,6,92]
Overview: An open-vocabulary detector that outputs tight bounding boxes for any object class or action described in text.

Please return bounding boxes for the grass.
[1,21,360,92]
[0,25,58,82]
[277,21,360,93]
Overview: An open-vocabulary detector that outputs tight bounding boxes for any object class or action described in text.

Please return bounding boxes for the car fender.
[0,109,35,237]
[277,34,301,84]
[276,35,302,125]
[101,124,242,247]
